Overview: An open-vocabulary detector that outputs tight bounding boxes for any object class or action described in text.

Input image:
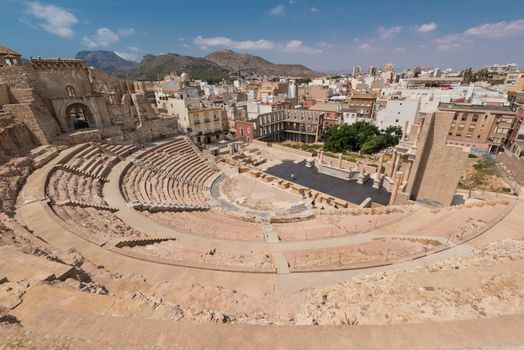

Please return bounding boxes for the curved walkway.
[15,145,521,291]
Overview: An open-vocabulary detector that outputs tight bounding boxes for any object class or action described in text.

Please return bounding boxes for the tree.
[323,121,399,154]
[361,135,388,154]
[461,158,497,197]
[382,125,402,146]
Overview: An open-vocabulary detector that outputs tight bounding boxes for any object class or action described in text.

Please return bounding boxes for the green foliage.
[295,78,312,85]
[281,142,322,154]
[473,158,497,176]
[382,125,403,146]
[461,67,497,85]
[361,135,388,154]
[461,158,497,191]
[468,153,478,158]
[323,122,402,155]
[121,63,230,83]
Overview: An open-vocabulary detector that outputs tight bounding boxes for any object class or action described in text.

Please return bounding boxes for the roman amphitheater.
[1,46,524,349]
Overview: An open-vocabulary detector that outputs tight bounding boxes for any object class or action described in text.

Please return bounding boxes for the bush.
[468,153,478,158]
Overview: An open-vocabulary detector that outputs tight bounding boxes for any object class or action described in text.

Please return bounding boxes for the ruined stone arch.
[65,103,93,130]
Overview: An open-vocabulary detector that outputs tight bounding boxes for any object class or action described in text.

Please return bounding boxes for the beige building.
[440,104,516,153]
[348,92,376,120]
[166,97,228,144]
[257,81,288,99]
[298,85,330,102]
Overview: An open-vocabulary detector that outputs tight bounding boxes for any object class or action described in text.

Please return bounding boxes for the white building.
[247,102,273,120]
[374,98,419,130]
[341,108,358,125]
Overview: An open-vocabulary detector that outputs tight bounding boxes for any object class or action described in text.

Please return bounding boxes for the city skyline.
[2,0,524,71]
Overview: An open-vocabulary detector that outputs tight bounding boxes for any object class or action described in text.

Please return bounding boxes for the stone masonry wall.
[407,111,469,206]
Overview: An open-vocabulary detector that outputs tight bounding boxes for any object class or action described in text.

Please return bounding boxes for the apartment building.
[235,109,324,143]
[167,97,228,144]
[308,102,341,129]
[375,98,419,130]
[439,103,517,153]
[348,92,376,120]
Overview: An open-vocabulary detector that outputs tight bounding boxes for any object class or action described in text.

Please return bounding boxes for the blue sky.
[2,0,524,71]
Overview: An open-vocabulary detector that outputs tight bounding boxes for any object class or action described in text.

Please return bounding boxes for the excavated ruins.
[0,45,524,349]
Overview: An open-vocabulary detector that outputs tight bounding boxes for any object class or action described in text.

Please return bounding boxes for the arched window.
[65,85,76,97]
[66,103,93,129]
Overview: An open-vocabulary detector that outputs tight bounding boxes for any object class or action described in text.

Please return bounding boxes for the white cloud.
[118,28,135,37]
[115,51,140,62]
[82,27,135,48]
[464,19,524,38]
[25,1,78,38]
[434,19,524,51]
[434,33,469,51]
[194,36,321,54]
[357,42,382,52]
[377,26,402,40]
[316,41,335,48]
[393,47,407,52]
[281,40,322,54]
[416,22,437,33]
[310,7,318,13]
[269,4,285,16]
[194,36,275,50]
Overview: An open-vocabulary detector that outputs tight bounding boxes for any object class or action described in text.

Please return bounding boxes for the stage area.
[265,160,391,205]
[222,173,305,212]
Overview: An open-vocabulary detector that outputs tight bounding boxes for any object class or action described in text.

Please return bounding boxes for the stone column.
[401,120,409,142]
[338,153,343,168]
[403,160,413,184]
[375,153,384,179]
[392,154,401,182]
[319,150,324,163]
[389,171,404,205]
[389,152,400,179]
[412,122,422,147]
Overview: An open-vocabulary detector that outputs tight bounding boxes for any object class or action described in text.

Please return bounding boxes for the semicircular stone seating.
[42,137,514,273]
[122,137,220,212]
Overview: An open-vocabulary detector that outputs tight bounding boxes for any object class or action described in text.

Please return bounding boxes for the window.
[461,113,468,121]
[65,85,76,97]
[240,128,244,137]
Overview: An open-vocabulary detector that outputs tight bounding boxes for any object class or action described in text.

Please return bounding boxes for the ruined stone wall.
[3,98,61,144]
[0,65,62,143]
[0,122,40,164]
[407,111,469,206]
[29,61,93,98]
[0,84,9,106]
[132,118,178,143]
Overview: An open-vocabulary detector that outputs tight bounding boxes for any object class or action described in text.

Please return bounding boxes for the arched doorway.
[66,103,93,130]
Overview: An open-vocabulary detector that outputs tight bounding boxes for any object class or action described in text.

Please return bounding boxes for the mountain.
[74,49,319,81]
[116,53,230,82]
[205,49,318,78]
[75,50,137,73]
